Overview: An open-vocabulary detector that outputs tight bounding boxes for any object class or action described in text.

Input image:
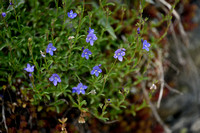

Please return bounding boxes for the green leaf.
[46,95,50,100]
[106,2,115,6]
[80,100,87,106]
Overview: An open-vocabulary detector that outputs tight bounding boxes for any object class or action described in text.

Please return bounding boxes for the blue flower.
[88,27,94,34]
[24,63,34,72]
[49,73,61,86]
[137,27,140,34]
[86,28,97,46]
[113,48,126,62]
[68,10,77,19]
[141,39,144,43]
[46,43,56,56]
[142,40,151,51]
[72,83,87,94]
[91,65,102,77]
[81,48,92,60]
[2,12,6,17]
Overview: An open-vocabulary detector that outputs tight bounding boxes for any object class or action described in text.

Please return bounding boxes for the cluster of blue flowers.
[114,48,126,62]
[81,48,92,60]
[24,9,151,95]
[68,10,77,19]
[91,65,102,77]
[72,83,88,94]
[49,73,61,86]
[46,43,57,56]
[86,28,97,46]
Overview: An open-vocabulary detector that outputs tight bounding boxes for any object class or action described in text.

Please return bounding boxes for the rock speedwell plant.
[0,0,177,126]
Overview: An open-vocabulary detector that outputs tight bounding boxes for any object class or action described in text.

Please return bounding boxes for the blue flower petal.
[85,55,89,60]
[91,70,95,75]
[95,72,99,77]
[121,51,125,56]
[118,56,123,62]
[77,83,83,88]
[83,85,88,90]
[53,80,57,86]
[81,90,85,94]
[27,63,30,68]
[72,89,76,93]
[49,76,54,81]
[52,46,57,51]
[49,51,53,56]
[81,52,85,58]
[90,40,94,46]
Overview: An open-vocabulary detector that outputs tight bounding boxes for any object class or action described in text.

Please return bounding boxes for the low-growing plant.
[0,0,179,131]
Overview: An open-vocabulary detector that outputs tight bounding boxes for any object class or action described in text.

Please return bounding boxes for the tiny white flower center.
[118,53,120,55]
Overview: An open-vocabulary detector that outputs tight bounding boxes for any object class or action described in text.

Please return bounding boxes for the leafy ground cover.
[0,0,198,132]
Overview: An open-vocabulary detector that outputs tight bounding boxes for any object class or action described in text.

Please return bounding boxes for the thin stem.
[30,75,36,90]
[55,0,59,17]
[98,59,117,96]
[67,40,73,68]
[13,4,21,33]
[62,0,67,31]
[74,0,85,45]
[77,94,81,109]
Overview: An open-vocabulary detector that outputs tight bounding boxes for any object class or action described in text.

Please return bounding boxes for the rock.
[191,119,200,132]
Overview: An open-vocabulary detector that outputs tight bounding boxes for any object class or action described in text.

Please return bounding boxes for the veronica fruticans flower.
[114,48,126,62]
[72,83,87,94]
[2,12,6,17]
[88,27,94,34]
[137,27,140,34]
[81,48,92,60]
[86,28,97,46]
[24,63,34,72]
[46,43,56,56]
[68,10,77,19]
[142,40,151,51]
[49,73,61,86]
[91,65,102,77]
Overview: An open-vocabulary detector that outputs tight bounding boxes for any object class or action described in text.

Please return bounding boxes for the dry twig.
[157,0,189,47]
[140,79,172,133]
[164,82,183,95]
[2,100,8,133]
[156,49,165,108]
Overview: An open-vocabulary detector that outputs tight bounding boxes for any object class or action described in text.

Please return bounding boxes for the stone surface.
[159,1,200,132]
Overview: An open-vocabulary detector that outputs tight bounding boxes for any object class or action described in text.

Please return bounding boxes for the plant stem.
[13,4,21,33]
[98,59,117,96]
